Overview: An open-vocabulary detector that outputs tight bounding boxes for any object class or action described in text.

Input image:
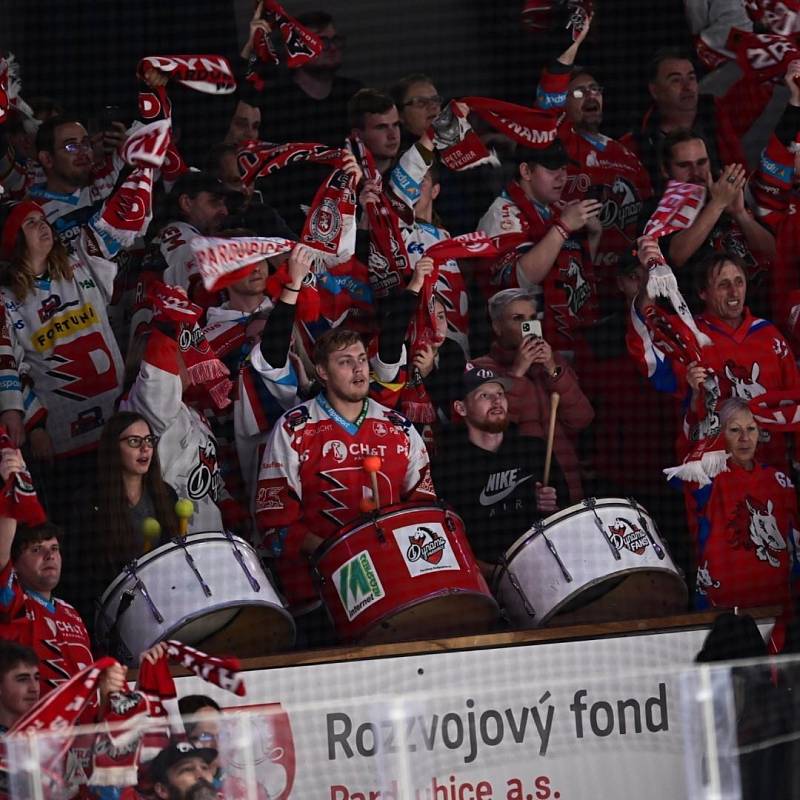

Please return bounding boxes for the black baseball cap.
[170,171,229,199]
[148,740,218,783]
[461,362,512,398]
[517,138,574,170]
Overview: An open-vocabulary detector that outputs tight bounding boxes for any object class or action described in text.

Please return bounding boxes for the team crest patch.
[393,522,460,577]
[608,517,649,555]
[308,198,342,245]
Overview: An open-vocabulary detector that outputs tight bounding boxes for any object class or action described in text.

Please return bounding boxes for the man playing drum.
[432,364,568,579]
[255,328,436,644]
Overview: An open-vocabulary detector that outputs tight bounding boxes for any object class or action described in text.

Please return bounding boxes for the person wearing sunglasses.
[60,411,179,643]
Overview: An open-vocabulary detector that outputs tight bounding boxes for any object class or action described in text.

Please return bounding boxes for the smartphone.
[521,320,542,338]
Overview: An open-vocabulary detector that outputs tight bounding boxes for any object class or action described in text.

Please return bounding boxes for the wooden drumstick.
[363,455,382,511]
[175,499,194,537]
[543,392,560,487]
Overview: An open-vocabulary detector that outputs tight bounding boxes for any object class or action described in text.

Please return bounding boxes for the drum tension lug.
[372,512,386,543]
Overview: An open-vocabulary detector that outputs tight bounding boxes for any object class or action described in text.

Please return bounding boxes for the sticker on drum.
[331,550,385,621]
[393,522,460,577]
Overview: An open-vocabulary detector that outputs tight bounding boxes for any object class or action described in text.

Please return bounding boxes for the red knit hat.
[1,200,44,260]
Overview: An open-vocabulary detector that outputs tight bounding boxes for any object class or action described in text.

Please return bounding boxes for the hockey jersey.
[0,228,124,456]
[28,151,125,255]
[119,329,226,533]
[477,190,598,351]
[0,560,93,696]
[627,303,800,468]
[255,395,435,607]
[684,461,799,611]
[536,64,652,302]
[203,300,302,501]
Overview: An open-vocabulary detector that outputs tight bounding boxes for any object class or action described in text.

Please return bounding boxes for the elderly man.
[472,288,593,502]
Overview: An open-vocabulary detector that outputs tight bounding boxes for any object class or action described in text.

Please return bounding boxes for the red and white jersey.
[120,329,226,533]
[0,228,123,456]
[628,304,800,468]
[0,561,93,696]
[477,191,597,350]
[255,395,435,607]
[204,300,302,501]
[684,461,799,611]
[536,65,652,287]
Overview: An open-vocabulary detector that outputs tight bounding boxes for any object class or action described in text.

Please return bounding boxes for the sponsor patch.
[333,551,384,620]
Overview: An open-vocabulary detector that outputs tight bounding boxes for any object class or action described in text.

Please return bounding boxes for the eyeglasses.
[120,435,160,449]
[402,95,443,110]
[61,140,93,154]
[319,34,346,50]
[191,733,217,744]
[568,84,603,100]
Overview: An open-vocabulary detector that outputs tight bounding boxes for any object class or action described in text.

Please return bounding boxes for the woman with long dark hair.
[62,411,179,644]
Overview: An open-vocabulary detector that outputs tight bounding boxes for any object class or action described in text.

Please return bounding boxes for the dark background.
[2,0,695,154]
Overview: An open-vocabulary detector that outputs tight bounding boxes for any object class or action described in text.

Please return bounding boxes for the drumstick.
[175,499,194,537]
[363,455,382,511]
[543,392,560,487]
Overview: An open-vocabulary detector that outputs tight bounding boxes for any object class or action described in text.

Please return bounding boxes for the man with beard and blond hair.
[255,328,435,640]
[431,363,567,576]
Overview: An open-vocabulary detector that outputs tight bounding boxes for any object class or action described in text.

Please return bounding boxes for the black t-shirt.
[432,426,568,563]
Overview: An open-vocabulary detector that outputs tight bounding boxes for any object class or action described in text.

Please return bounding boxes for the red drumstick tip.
[363,455,382,473]
[359,497,377,514]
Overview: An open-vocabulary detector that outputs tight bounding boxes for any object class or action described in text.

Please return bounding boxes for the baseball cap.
[170,171,229,200]
[148,740,218,783]
[517,138,573,170]
[461,362,512,398]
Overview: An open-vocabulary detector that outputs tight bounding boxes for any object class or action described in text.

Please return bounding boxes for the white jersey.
[0,227,123,455]
[119,328,226,533]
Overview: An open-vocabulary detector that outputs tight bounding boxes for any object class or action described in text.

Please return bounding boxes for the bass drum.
[313,502,499,643]
[496,498,687,628]
[97,531,295,665]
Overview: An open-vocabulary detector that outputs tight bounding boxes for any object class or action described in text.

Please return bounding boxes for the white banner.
[170,624,749,799]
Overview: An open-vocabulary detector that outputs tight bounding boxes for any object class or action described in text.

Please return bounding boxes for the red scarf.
[149,282,233,410]
[642,182,711,348]
[1,657,116,795]
[426,102,499,172]
[401,234,500,424]
[252,0,323,68]
[191,235,296,292]
[121,119,171,168]
[265,264,321,322]
[93,641,246,787]
[0,426,46,526]
[96,167,155,249]
[726,28,800,84]
[0,56,8,126]
[750,389,800,429]
[237,140,346,186]
[300,165,357,256]
[137,55,236,95]
[348,134,411,299]
[460,96,559,149]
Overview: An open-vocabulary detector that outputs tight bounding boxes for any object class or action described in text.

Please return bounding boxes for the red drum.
[313,502,499,643]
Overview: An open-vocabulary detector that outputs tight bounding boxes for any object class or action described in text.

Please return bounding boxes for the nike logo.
[479,470,533,506]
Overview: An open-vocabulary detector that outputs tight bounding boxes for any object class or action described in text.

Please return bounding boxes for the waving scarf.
[642,183,711,348]
[252,0,323,68]
[0,426,46,526]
